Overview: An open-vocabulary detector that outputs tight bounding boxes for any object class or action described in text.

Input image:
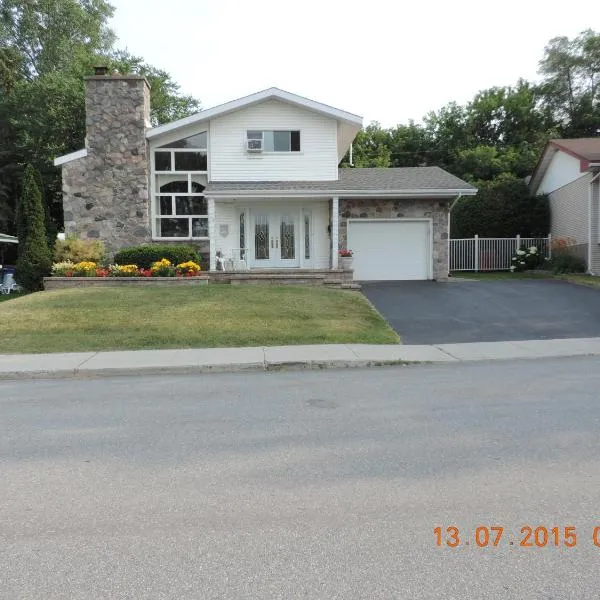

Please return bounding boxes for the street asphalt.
[361,279,600,344]
[2,357,600,598]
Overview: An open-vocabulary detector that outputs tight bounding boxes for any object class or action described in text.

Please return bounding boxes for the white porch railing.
[450,235,552,271]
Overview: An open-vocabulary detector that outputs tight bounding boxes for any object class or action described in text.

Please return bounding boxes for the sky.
[108,0,595,127]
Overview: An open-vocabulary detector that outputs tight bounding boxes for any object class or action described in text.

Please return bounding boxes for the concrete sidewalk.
[1,337,600,380]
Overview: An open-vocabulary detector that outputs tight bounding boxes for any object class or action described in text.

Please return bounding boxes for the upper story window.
[153,131,208,172]
[246,130,300,153]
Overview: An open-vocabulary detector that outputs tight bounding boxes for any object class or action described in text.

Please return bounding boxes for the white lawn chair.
[229,248,248,271]
[0,271,21,294]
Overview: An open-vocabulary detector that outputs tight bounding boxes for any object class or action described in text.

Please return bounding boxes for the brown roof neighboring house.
[550,138,600,162]
[529,138,600,193]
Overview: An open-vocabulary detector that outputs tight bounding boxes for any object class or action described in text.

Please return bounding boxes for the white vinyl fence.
[450,235,552,272]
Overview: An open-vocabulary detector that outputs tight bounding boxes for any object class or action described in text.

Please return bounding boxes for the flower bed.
[45,258,208,289]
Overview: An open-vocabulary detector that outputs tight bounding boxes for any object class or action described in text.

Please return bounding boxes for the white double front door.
[250,208,300,268]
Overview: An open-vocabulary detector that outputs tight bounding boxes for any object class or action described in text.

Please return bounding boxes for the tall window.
[246,130,300,152]
[152,132,208,239]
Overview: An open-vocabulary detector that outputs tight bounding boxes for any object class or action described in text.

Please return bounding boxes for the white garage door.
[347,219,431,281]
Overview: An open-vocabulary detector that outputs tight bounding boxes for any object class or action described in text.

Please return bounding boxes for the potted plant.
[339,249,354,270]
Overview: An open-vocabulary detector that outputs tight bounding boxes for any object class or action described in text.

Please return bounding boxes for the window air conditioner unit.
[246,138,263,152]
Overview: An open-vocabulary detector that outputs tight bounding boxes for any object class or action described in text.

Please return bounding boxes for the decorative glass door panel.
[249,209,299,268]
[280,215,296,261]
[254,214,270,261]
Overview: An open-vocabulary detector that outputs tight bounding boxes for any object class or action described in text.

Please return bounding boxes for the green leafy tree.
[451,176,550,238]
[0,0,201,238]
[15,165,52,290]
[539,29,600,136]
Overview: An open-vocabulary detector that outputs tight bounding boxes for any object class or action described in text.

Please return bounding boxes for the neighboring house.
[53,69,476,281]
[529,138,600,274]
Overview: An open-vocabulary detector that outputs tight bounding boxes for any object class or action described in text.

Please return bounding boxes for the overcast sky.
[109,0,593,127]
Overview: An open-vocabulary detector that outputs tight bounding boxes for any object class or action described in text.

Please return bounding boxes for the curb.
[0,358,423,381]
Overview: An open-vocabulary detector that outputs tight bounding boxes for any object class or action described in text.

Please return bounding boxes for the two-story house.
[54,69,476,280]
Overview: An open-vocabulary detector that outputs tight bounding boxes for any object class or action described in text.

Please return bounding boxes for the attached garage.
[347,219,432,281]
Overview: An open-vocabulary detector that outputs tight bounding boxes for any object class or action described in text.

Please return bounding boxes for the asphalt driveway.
[361,279,600,344]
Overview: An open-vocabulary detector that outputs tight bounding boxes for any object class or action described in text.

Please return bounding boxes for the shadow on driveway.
[361,279,600,345]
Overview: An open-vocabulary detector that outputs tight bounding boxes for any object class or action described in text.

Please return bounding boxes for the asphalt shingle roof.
[205,167,475,193]
[551,138,600,162]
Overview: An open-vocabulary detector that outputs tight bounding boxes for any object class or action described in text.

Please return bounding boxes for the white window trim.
[245,129,301,153]
[151,146,209,241]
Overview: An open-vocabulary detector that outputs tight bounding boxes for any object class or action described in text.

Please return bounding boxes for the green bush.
[451,176,550,238]
[113,244,200,269]
[15,165,52,291]
[548,253,586,274]
[54,235,106,264]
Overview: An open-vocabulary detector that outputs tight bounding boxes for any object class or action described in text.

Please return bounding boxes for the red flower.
[66,271,73,277]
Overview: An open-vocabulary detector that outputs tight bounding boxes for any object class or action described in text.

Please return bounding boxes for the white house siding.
[213,202,238,258]
[549,173,591,263]
[590,178,600,274]
[308,201,330,269]
[538,151,582,195]
[209,100,339,181]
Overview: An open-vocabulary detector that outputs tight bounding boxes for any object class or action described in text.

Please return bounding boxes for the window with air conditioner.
[246,130,300,153]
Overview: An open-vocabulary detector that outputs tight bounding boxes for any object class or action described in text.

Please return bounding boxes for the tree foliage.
[15,165,52,291]
[0,0,201,240]
[451,177,550,239]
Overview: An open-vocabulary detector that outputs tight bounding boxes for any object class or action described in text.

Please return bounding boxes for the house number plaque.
[219,224,229,237]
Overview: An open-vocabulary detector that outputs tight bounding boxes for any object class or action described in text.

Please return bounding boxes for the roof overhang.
[146,87,363,141]
[53,148,87,167]
[207,188,477,199]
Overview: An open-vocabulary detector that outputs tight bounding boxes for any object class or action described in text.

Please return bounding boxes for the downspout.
[349,143,354,167]
[588,171,600,275]
[448,193,462,276]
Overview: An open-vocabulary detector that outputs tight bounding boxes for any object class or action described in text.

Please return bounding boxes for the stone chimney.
[61,69,152,254]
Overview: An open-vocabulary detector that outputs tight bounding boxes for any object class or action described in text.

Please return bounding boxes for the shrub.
[54,235,106,264]
[150,258,176,277]
[176,261,202,275]
[52,261,75,276]
[548,253,586,274]
[113,244,200,269]
[510,245,544,272]
[71,261,97,277]
[451,176,550,238]
[109,264,142,277]
[15,165,52,291]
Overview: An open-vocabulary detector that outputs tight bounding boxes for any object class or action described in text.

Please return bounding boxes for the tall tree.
[0,0,202,237]
[539,29,600,136]
[15,164,52,290]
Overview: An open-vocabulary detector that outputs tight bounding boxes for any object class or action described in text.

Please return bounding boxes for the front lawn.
[0,285,399,354]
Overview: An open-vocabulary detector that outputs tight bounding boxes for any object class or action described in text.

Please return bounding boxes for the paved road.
[2,359,600,599]
[362,279,600,344]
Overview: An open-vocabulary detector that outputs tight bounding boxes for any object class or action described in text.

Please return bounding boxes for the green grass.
[0,285,399,354]
[450,271,551,280]
[554,274,600,288]
[0,292,26,303]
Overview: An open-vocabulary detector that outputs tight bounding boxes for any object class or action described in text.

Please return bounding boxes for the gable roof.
[146,87,363,140]
[550,138,600,161]
[206,167,477,198]
[529,138,600,192]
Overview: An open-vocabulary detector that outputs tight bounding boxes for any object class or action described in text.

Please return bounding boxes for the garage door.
[347,219,431,281]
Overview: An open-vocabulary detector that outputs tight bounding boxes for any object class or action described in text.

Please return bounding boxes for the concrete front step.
[209,268,354,287]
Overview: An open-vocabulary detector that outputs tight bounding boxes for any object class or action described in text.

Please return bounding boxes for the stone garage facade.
[54,73,476,280]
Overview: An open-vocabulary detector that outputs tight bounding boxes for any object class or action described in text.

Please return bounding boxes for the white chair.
[229,248,248,271]
[0,271,21,295]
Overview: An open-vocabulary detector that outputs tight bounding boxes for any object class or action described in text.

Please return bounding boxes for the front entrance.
[251,209,300,268]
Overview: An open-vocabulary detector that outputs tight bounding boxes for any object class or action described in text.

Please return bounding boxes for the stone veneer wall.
[338,198,450,280]
[62,75,152,257]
